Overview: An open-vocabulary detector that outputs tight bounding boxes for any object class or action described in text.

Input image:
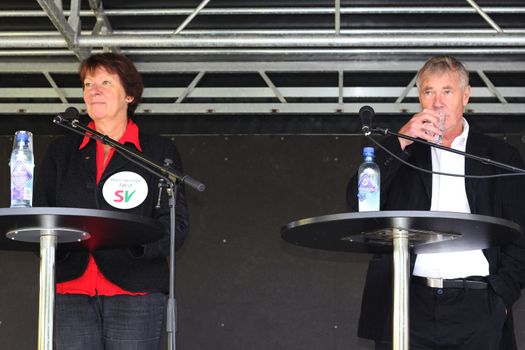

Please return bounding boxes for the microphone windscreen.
[60,107,80,120]
[359,105,375,126]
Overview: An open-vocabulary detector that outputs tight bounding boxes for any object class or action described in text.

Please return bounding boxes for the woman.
[35,52,189,349]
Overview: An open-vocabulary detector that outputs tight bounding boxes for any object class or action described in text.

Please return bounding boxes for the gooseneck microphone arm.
[360,105,525,174]
[53,108,205,191]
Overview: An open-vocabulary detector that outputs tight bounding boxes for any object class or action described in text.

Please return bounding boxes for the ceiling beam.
[1,87,524,99]
[0,60,523,73]
[0,103,523,115]
[1,33,524,48]
[1,7,525,17]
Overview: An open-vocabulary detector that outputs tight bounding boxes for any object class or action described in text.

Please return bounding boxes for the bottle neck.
[16,140,29,149]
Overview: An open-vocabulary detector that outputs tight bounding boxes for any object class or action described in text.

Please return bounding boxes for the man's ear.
[463,85,471,107]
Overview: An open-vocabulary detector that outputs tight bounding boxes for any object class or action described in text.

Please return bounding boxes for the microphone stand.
[366,126,525,174]
[167,180,178,350]
[54,117,205,350]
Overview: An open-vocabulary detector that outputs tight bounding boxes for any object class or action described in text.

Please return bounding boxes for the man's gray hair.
[416,55,470,91]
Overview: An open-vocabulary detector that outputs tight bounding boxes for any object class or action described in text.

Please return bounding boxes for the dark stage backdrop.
[1,132,525,350]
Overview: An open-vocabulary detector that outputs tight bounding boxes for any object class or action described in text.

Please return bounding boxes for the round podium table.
[0,207,165,350]
[282,211,522,350]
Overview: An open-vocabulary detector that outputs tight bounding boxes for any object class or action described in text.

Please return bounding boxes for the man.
[347,56,525,349]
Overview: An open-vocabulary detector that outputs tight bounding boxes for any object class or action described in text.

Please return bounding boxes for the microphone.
[359,105,375,136]
[53,107,80,125]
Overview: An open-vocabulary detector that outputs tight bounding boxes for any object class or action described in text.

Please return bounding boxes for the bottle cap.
[13,130,33,151]
[16,130,29,142]
[363,147,374,157]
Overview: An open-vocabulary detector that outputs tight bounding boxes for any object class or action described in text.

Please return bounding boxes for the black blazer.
[35,132,189,293]
[347,130,525,348]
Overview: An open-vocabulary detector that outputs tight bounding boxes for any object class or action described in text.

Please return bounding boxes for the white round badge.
[102,171,148,209]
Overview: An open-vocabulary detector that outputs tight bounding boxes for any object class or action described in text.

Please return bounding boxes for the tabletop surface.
[0,207,165,251]
[282,211,522,254]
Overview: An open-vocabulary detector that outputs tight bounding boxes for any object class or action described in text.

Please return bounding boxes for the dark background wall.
[1,123,525,349]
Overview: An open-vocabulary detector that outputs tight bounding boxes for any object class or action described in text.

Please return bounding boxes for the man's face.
[418,70,471,138]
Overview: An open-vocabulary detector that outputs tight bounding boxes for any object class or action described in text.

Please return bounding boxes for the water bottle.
[357,147,380,211]
[10,130,34,207]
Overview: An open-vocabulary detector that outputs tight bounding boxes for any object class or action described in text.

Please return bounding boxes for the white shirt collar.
[450,117,469,151]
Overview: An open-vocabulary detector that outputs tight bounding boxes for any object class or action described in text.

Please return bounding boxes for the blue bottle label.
[357,173,378,201]
[11,160,32,192]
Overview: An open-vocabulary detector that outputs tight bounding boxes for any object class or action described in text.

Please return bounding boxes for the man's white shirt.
[413,119,490,279]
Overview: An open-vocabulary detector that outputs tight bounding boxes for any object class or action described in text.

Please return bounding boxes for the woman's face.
[82,66,133,124]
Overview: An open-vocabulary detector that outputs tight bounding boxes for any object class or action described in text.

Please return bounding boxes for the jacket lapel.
[464,132,487,213]
[79,140,97,183]
[411,131,486,211]
[101,142,142,179]
[80,139,143,185]
[412,143,433,202]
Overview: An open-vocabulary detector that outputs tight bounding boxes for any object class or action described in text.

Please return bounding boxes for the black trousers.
[375,283,507,350]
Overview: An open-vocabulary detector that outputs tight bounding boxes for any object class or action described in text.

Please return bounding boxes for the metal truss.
[0,1,523,115]
[0,60,523,115]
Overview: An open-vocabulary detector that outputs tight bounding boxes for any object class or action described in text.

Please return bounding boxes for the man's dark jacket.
[35,132,189,293]
[347,130,525,349]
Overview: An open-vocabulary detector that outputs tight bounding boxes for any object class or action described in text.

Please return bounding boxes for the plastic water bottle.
[10,130,34,207]
[357,147,380,211]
